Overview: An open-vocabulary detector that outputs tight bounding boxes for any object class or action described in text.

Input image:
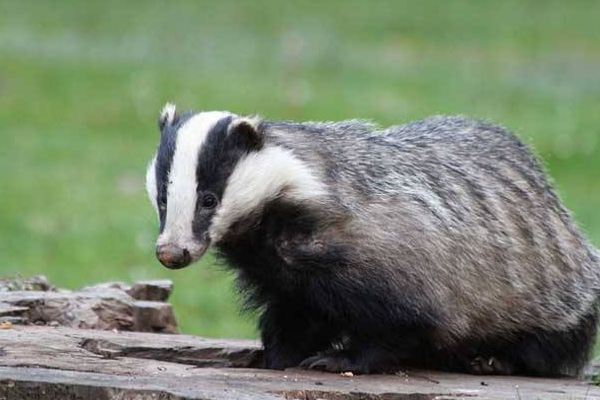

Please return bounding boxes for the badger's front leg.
[299,335,418,374]
[299,347,396,374]
[260,303,335,370]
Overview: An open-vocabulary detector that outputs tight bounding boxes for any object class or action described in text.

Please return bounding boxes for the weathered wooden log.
[0,277,178,333]
[81,280,174,302]
[129,280,174,302]
[0,275,56,292]
[0,325,598,400]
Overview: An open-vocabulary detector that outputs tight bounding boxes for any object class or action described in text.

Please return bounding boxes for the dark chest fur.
[217,201,339,301]
[215,200,438,333]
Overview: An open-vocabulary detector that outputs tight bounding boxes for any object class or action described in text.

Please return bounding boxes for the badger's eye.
[202,193,217,209]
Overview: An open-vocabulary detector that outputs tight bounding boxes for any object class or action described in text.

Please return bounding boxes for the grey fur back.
[263,116,600,343]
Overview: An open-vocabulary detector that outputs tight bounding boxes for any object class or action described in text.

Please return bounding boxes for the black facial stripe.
[155,111,195,232]
[192,116,234,238]
[195,116,238,198]
[193,116,261,241]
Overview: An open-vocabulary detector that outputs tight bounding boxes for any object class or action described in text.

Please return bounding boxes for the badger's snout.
[156,244,191,269]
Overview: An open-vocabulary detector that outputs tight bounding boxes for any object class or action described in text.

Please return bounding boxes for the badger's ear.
[158,103,179,132]
[227,116,264,151]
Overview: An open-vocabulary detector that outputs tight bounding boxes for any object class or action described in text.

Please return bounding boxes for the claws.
[299,354,367,374]
[299,355,322,369]
[467,356,514,375]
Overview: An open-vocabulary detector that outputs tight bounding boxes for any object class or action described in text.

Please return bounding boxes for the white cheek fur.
[209,145,327,243]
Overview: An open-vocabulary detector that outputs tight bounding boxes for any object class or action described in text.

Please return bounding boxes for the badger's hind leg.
[516,310,599,377]
[455,308,599,376]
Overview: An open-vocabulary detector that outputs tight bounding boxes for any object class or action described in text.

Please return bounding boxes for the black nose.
[156,245,191,269]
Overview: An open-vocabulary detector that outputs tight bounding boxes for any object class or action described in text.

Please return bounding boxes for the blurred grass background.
[0,0,599,338]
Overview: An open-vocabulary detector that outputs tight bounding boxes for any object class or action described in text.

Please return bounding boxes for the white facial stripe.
[159,111,233,255]
[209,146,328,243]
[145,156,158,214]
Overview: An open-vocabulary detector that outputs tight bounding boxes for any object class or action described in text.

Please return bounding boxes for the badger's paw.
[466,356,515,375]
[299,352,369,374]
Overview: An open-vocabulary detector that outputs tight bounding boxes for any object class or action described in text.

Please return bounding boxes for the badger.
[145,103,600,376]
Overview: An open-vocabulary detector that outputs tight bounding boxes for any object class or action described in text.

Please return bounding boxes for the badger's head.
[146,103,327,269]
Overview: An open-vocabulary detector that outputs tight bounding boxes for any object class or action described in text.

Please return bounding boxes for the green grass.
[0,0,599,339]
